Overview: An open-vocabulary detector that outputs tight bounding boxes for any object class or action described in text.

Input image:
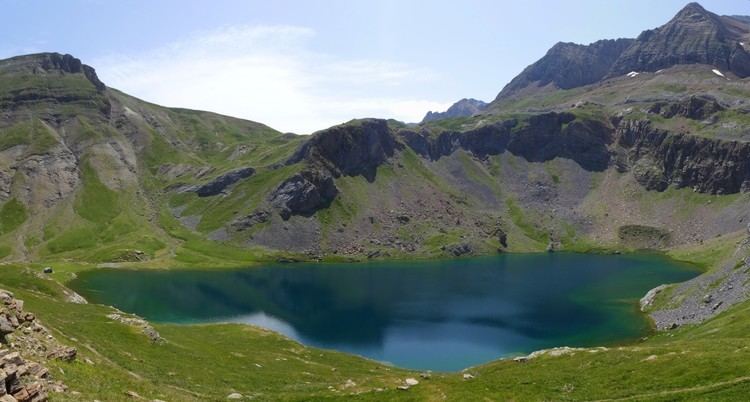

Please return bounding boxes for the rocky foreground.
[1,290,74,401]
[643,224,750,330]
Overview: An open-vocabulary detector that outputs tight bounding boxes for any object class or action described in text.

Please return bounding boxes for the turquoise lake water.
[69,253,699,371]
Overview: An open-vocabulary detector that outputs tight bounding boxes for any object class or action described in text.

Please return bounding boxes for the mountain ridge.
[495,2,750,100]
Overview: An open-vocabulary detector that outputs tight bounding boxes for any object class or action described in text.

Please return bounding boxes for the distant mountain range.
[421,98,488,123]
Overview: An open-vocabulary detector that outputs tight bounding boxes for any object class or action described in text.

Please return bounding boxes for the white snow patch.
[740,42,745,46]
[626,71,640,78]
[712,69,726,78]
[655,69,665,74]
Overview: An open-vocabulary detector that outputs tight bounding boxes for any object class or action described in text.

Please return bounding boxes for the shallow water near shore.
[70,253,699,371]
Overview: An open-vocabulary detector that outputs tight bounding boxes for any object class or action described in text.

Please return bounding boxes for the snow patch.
[626,71,640,78]
[655,69,665,74]
[712,69,726,78]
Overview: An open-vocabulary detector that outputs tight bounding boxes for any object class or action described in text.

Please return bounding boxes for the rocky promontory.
[1,289,74,401]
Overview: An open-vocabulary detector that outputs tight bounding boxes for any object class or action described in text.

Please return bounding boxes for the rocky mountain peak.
[422,98,488,123]
[1,52,105,91]
[674,2,711,20]
[608,2,749,78]
[495,3,750,100]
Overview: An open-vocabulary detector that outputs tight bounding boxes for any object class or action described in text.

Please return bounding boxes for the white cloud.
[93,25,450,133]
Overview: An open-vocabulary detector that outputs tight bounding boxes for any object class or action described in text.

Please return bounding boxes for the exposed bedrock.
[614,119,750,194]
[287,119,401,182]
[401,112,612,171]
[269,169,338,220]
[193,167,255,197]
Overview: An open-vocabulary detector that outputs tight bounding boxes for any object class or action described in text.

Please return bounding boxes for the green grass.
[0,119,58,154]
[0,198,27,234]
[506,197,549,246]
[74,162,121,224]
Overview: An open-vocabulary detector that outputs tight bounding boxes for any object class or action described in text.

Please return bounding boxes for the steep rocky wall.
[287,119,401,182]
[614,119,750,194]
[401,113,612,171]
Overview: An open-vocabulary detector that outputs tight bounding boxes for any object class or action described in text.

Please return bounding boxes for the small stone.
[404,378,419,386]
[125,390,141,399]
[463,373,475,380]
[43,267,53,274]
[227,393,243,399]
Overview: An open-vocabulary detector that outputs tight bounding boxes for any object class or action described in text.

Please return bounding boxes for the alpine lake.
[69,252,699,371]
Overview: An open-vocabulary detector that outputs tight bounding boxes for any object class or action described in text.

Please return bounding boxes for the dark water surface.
[69,253,699,371]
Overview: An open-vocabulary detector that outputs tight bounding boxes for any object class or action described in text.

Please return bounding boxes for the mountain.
[497,2,750,99]
[608,2,750,78]
[0,3,747,328]
[496,38,634,98]
[1,3,750,401]
[421,98,488,123]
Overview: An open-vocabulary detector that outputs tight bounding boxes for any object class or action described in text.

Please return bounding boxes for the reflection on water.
[70,253,698,370]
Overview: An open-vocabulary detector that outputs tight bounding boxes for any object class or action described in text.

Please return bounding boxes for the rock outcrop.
[231,209,271,231]
[402,112,612,171]
[194,167,255,197]
[269,170,338,219]
[643,226,750,330]
[422,98,488,123]
[287,119,401,182]
[646,95,725,120]
[1,289,72,401]
[614,119,750,194]
[106,313,163,343]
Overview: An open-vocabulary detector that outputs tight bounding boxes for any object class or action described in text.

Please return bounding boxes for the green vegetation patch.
[74,162,121,224]
[0,198,27,234]
[0,119,57,154]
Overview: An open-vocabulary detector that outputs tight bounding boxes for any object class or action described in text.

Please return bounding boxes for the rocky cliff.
[614,119,750,194]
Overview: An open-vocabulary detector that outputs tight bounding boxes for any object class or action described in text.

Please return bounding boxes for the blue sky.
[1,0,748,132]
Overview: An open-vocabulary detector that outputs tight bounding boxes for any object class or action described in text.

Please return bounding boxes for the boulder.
[444,243,473,257]
[194,167,255,197]
[269,169,338,220]
[231,210,270,231]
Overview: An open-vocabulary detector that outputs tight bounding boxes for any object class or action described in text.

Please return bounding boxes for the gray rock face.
[615,119,750,194]
[497,38,634,98]
[0,52,105,92]
[402,112,612,171]
[646,95,725,120]
[422,98,488,123]
[270,170,338,219]
[496,3,750,98]
[443,243,473,257]
[231,209,270,231]
[194,167,255,197]
[609,3,750,78]
[287,119,401,182]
